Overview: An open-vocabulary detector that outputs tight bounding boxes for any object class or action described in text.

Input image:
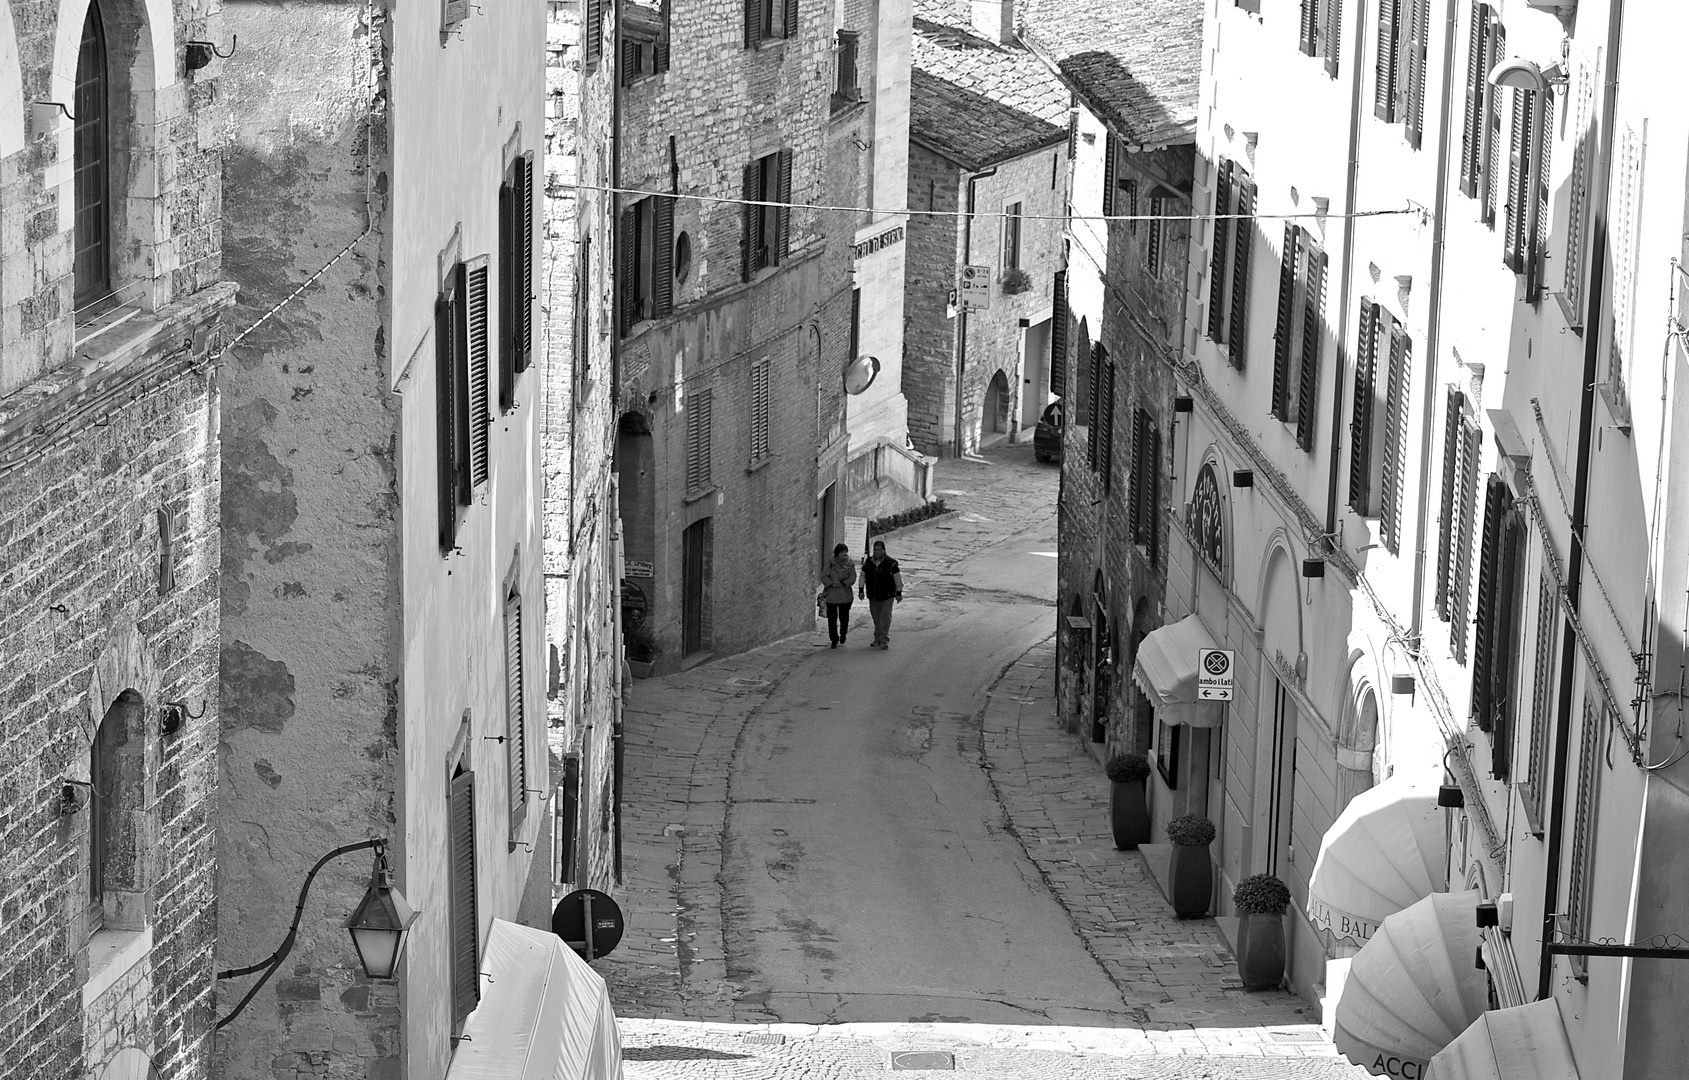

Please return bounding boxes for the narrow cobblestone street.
[600,444,1365,1077]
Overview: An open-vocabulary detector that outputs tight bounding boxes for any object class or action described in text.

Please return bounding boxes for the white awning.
[1131,613,1224,727]
[444,918,623,1080]
[1334,890,1490,1078]
[1427,998,1581,1080]
[1307,777,1447,945]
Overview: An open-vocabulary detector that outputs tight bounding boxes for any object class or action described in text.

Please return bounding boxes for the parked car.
[1034,401,1064,463]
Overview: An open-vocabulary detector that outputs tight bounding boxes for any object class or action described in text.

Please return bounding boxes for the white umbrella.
[1307,777,1446,946]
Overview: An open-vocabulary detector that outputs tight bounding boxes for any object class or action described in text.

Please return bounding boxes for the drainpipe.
[609,0,623,415]
[954,165,999,458]
[1407,0,1463,647]
[1540,0,1625,1002]
[1322,0,1372,540]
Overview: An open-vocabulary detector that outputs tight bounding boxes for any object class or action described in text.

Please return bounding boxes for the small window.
[1269,225,1328,451]
[742,150,793,278]
[833,30,860,108]
[1206,158,1257,369]
[618,195,674,333]
[448,765,479,1027]
[746,0,796,44]
[89,690,143,934]
[1297,0,1343,77]
[1002,202,1023,272]
[749,360,771,463]
[686,388,713,492]
[674,231,692,283]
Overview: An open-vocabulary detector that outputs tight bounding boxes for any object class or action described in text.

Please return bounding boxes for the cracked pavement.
[600,443,1366,1077]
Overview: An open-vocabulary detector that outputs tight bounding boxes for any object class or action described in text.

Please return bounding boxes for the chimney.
[970,0,1015,45]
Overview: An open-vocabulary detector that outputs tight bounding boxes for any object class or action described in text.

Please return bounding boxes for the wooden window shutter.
[499,177,516,412]
[1504,88,1530,270]
[1489,511,1525,778]
[1401,0,1429,148]
[1228,175,1255,369]
[436,293,460,553]
[505,590,526,828]
[1567,692,1604,969]
[1323,0,1343,78]
[655,0,671,71]
[1525,570,1558,822]
[1459,3,1486,197]
[1145,196,1164,275]
[1101,132,1116,217]
[464,261,491,488]
[1051,271,1069,396]
[1295,242,1326,452]
[1270,223,1301,419]
[1086,344,1103,470]
[775,150,794,259]
[1451,420,1481,663]
[1100,363,1116,493]
[1483,21,1505,227]
[1471,476,1507,727]
[585,0,604,65]
[1374,0,1399,121]
[686,389,713,491]
[516,154,535,372]
[1127,410,1146,533]
[452,265,474,506]
[1527,93,1552,302]
[1348,298,1379,513]
[1434,388,1463,615]
[1125,179,1138,234]
[1299,0,1317,56]
[1378,321,1410,552]
[448,769,479,1024]
[1206,159,1233,342]
[783,0,798,39]
[1066,110,1078,159]
[557,756,580,883]
[742,163,760,280]
[750,360,771,460]
[1147,425,1161,565]
[1563,63,1593,316]
[653,196,675,317]
[618,205,637,331]
[744,0,760,47]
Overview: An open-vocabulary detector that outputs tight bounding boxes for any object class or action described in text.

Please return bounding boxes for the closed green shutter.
[505,591,526,829]
[1299,0,1318,55]
[1483,23,1505,226]
[453,264,474,506]
[464,261,491,488]
[1434,388,1463,615]
[783,0,798,39]
[1402,0,1430,148]
[585,0,604,66]
[1206,159,1232,342]
[1270,223,1300,419]
[1489,510,1525,778]
[1101,133,1116,217]
[686,389,713,492]
[1527,93,1552,302]
[1099,362,1116,492]
[1147,426,1161,566]
[1295,242,1326,451]
[516,153,535,372]
[449,769,479,1025]
[1471,476,1506,727]
[653,196,675,317]
[436,292,460,553]
[1323,0,1343,77]
[1051,271,1069,396]
[1504,88,1529,270]
[1229,174,1255,369]
[1348,298,1379,513]
[1451,421,1481,663]
[1374,0,1399,121]
[1459,3,1487,197]
[499,177,516,412]
[775,149,794,260]
[744,0,760,47]
[1379,321,1410,552]
[743,163,761,279]
[618,205,637,331]
[1086,343,1103,471]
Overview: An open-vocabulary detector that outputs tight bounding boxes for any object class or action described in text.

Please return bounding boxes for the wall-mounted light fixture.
[1301,558,1325,579]
[1488,57,1566,94]
[1173,395,1194,413]
[60,779,92,817]
[1438,783,1466,808]
[1390,673,1416,697]
[185,36,237,74]
[1231,469,1254,488]
[216,839,418,1029]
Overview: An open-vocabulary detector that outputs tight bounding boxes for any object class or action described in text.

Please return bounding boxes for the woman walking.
[820,543,857,648]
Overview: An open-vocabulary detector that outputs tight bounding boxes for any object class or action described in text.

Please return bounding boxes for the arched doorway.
[616,413,656,660]
[982,370,1011,446]
[1337,688,1379,810]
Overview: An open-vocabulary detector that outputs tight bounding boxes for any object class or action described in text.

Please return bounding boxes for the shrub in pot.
[1104,753,1152,850]
[1231,874,1291,990]
[1165,814,1216,918]
[1000,267,1033,295]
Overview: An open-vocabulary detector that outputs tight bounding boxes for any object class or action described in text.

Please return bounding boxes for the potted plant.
[1164,814,1216,918]
[1104,753,1152,849]
[1000,267,1033,295]
[1231,874,1291,990]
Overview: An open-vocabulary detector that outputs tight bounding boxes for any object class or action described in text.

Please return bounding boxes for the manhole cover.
[891,1051,955,1070]
[1268,1030,1325,1044]
[743,1033,787,1045]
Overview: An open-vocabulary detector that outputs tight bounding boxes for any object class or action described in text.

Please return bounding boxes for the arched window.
[73,1,110,309]
[90,688,141,931]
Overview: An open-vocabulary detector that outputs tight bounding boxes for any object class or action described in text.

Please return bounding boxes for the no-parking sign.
[1197,648,1234,701]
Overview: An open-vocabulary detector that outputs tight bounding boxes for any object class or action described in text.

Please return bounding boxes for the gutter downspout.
[1323,0,1372,539]
[1408,0,1463,647]
[609,0,623,417]
[1540,0,1625,1002]
[955,165,999,458]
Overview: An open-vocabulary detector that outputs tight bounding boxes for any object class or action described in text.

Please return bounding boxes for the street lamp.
[216,838,418,1029]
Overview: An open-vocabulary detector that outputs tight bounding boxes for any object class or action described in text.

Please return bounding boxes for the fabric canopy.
[1307,777,1447,945]
[444,918,623,1080]
[1427,998,1581,1080]
[1334,890,1489,1079]
[1131,613,1224,727]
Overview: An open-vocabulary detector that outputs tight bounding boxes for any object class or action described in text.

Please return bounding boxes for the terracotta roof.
[1019,0,1201,148]
[910,0,1070,172]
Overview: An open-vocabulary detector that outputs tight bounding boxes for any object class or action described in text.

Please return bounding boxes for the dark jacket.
[860,554,901,601]
[821,556,857,604]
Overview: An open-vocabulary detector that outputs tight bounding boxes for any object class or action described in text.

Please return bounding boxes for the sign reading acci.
[958,265,992,310]
[1197,648,1234,701]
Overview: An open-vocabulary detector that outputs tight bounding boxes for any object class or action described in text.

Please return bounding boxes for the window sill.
[745,457,772,474]
[683,485,719,505]
[84,924,151,1006]
[750,37,788,53]
[829,96,867,122]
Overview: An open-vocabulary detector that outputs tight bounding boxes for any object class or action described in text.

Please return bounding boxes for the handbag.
[817,593,826,616]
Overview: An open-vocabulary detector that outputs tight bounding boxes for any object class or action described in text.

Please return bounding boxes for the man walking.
[858,539,903,649]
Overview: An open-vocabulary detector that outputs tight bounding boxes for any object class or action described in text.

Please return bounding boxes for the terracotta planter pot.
[1235,911,1287,990]
[1110,780,1151,850]
[1168,841,1213,918]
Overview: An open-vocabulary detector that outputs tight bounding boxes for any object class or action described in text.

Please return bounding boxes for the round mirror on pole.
[844,355,881,395]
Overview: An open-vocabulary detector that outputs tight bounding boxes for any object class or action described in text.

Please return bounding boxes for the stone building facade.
[903,0,1068,459]
[542,0,620,896]
[0,0,234,1074]
[592,0,855,674]
[212,0,550,1074]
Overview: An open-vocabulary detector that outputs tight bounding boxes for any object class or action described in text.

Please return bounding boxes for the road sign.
[1197,648,1234,701]
[552,888,625,961]
[958,264,992,310]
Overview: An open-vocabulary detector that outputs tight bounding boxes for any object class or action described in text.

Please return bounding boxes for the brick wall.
[903,144,960,454]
